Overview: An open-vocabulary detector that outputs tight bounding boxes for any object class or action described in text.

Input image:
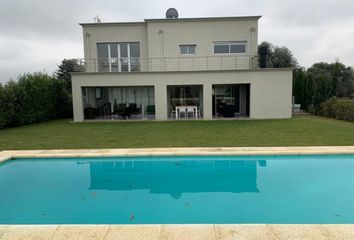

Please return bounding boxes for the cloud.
[0,0,353,83]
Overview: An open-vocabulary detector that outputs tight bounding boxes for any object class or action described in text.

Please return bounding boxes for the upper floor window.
[180,45,196,55]
[97,42,140,72]
[213,41,247,54]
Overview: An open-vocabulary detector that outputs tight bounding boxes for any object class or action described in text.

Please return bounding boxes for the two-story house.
[71,10,293,121]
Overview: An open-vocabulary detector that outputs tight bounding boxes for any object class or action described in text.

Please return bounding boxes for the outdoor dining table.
[175,105,198,119]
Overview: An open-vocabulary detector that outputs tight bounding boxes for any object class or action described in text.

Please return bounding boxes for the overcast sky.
[1,0,354,83]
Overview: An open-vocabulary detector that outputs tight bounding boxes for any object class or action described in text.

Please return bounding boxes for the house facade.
[71,13,293,121]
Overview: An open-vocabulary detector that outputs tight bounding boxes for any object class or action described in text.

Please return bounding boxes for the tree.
[308,62,354,98]
[258,41,274,68]
[272,46,298,68]
[258,41,298,68]
[336,65,354,98]
[332,61,339,96]
[52,78,73,118]
[0,81,19,128]
[56,59,82,93]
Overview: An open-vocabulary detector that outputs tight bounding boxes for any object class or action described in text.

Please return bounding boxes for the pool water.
[1,155,354,224]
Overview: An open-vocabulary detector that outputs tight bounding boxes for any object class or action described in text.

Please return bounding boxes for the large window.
[213,41,247,54]
[97,42,140,72]
[180,45,196,55]
[168,85,203,118]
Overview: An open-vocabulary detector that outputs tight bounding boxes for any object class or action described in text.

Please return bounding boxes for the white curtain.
[111,87,155,107]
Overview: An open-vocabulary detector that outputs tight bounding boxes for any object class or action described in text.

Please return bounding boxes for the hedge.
[0,72,72,129]
[320,97,354,122]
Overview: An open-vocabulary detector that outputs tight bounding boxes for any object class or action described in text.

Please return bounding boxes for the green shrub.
[333,98,354,122]
[0,81,17,128]
[320,97,354,122]
[0,72,72,129]
[319,97,338,118]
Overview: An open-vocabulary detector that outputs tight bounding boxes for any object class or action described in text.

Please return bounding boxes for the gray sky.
[1,0,354,83]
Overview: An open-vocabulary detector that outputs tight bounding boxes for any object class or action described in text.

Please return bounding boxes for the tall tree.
[332,61,339,96]
[56,59,82,93]
[258,41,298,68]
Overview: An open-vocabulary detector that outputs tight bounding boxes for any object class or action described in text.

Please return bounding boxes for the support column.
[249,83,255,119]
[72,82,84,122]
[154,84,168,121]
[203,83,213,120]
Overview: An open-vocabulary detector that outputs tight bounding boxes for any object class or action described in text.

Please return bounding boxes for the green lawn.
[0,115,353,150]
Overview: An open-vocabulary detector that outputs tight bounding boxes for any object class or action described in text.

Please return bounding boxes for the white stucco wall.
[81,17,259,64]
[146,18,258,58]
[72,69,293,122]
[82,23,149,71]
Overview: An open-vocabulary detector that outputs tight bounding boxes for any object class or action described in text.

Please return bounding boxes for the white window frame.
[98,42,140,72]
[212,41,247,55]
[179,44,197,55]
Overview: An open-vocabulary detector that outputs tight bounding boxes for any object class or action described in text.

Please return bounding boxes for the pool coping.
[1,146,354,163]
[1,146,354,240]
[1,224,354,240]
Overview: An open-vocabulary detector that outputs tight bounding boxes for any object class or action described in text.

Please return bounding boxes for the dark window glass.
[129,43,140,57]
[120,43,129,72]
[230,43,246,53]
[97,43,109,58]
[110,44,119,72]
[180,45,196,54]
[97,43,109,72]
[130,43,140,72]
[188,46,195,54]
[120,43,128,58]
[214,44,229,54]
[180,46,188,54]
[214,42,247,54]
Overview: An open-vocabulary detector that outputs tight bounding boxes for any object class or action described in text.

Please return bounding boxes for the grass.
[0,115,353,150]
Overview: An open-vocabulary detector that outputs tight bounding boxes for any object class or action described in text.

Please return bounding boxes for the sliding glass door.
[167,85,203,117]
[212,84,250,118]
[97,42,140,72]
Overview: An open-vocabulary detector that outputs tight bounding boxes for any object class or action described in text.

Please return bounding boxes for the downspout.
[250,27,256,68]
[85,32,91,71]
[159,30,164,71]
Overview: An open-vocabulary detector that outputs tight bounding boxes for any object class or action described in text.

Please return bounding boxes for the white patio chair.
[186,107,195,119]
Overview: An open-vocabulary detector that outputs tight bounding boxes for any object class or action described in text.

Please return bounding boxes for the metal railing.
[75,55,259,73]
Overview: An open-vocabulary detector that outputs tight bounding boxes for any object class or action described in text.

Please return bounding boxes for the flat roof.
[145,16,261,22]
[80,15,261,27]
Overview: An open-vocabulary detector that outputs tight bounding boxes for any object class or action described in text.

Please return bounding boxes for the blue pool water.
[1,155,354,224]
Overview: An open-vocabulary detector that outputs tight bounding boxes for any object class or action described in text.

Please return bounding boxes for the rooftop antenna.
[166,8,179,19]
[94,15,102,23]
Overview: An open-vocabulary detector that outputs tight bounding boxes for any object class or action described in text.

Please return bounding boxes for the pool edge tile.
[0,225,354,239]
[160,224,216,240]
[0,225,59,240]
[105,224,161,240]
[214,224,276,240]
[50,225,110,240]
[267,224,334,240]
[321,224,354,240]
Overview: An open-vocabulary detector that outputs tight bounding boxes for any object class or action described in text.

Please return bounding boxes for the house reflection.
[88,160,266,199]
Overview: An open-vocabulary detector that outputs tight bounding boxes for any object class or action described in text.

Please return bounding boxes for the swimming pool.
[1,154,354,224]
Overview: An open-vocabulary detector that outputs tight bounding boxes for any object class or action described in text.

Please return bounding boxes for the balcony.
[74,55,259,73]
